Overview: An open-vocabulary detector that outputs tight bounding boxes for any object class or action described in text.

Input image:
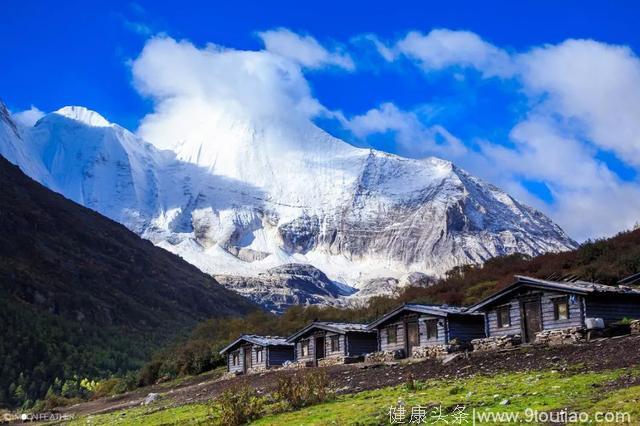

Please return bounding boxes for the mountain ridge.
[0,100,577,309]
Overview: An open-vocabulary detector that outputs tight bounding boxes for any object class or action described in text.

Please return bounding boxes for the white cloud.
[359,34,396,61]
[518,39,640,167]
[341,102,467,158]
[258,28,354,71]
[12,106,45,127]
[131,36,326,151]
[373,29,515,78]
[123,19,153,36]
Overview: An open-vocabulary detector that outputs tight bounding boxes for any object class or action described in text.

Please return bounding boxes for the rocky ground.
[54,333,640,421]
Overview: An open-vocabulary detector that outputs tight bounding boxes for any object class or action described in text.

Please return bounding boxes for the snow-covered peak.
[0,101,577,310]
[52,106,111,127]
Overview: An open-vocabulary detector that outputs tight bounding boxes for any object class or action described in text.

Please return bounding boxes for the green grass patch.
[58,367,640,426]
[254,369,638,426]
[62,402,213,425]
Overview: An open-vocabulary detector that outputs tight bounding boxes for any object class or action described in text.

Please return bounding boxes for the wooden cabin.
[470,275,640,343]
[367,304,485,358]
[219,335,294,374]
[286,322,377,366]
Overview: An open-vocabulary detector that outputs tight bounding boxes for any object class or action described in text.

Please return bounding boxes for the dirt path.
[59,334,640,418]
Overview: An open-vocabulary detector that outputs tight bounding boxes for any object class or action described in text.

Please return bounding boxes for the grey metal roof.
[469,275,640,312]
[219,334,291,355]
[619,272,640,286]
[286,321,373,343]
[367,303,479,330]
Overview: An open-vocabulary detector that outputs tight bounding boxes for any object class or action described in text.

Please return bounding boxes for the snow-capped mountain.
[0,101,576,309]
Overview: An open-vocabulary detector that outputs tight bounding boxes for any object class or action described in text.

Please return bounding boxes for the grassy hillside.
[0,156,257,408]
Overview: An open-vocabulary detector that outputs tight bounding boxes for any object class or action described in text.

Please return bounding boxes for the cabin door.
[406,322,420,356]
[315,336,325,362]
[522,300,542,343]
[243,347,252,373]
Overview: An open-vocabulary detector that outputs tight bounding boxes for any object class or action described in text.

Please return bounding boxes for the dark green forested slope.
[0,156,257,408]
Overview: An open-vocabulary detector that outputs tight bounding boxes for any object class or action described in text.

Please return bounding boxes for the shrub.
[138,360,163,387]
[274,370,332,409]
[30,391,80,411]
[215,386,265,426]
[91,378,122,399]
[405,374,416,391]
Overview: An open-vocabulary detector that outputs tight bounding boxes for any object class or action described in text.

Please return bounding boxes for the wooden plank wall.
[540,291,583,330]
[267,345,295,366]
[227,349,243,373]
[379,321,406,352]
[447,316,486,343]
[345,332,377,356]
[487,299,522,337]
[323,332,346,359]
[249,344,268,370]
[585,296,640,324]
[295,338,315,362]
[418,315,447,345]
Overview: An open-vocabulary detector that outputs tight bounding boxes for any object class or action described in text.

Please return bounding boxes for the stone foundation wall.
[364,349,405,363]
[630,320,640,334]
[534,327,585,345]
[472,335,522,351]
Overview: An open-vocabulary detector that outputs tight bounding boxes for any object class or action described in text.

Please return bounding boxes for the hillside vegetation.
[411,226,640,306]
[137,227,640,386]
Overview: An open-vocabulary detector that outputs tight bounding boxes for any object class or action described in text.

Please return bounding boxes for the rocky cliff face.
[0,101,577,309]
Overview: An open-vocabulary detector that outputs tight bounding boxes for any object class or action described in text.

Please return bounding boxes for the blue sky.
[2,0,640,240]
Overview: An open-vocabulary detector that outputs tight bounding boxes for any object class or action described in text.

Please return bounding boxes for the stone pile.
[630,320,640,335]
[411,343,467,359]
[281,360,311,370]
[472,335,522,351]
[318,356,345,367]
[364,349,405,363]
[534,327,585,345]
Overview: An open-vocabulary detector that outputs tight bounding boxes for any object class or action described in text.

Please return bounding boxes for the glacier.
[0,101,577,311]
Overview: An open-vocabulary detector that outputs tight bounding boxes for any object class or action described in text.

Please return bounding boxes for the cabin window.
[426,319,439,340]
[256,348,263,363]
[232,352,239,366]
[386,325,398,344]
[553,297,569,320]
[301,340,309,357]
[330,335,340,352]
[496,306,511,328]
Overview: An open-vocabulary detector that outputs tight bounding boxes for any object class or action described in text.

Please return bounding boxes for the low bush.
[91,378,123,399]
[274,370,332,409]
[215,386,266,426]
